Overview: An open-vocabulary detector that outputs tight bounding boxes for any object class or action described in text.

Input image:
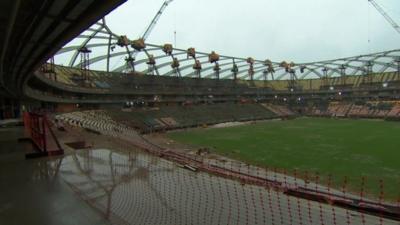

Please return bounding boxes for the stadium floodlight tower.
[247,57,255,81]
[42,57,57,81]
[193,60,202,78]
[339,64,347,86]
[209,51,220,79]
[280,61,297,91]
[263,60,270,82]
[187,48,202,78]
[265,59,275,80]
[322,67,329,87]
[289,68,297,91]
[163,44,181,77]
[213,63,221,80]
[364,61,374,84]
[146,54,158,75]
[262,61,271,87]
[231,59,239,81]
[125,56,135,73]
[171,57,181,77]
[124,38,146,74]
[115,35,135,73]
[78,46,92,81]
[262,69,268,81]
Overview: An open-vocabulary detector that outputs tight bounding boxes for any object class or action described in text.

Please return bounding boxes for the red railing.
[131,136,400,222]
[24,112,63,157]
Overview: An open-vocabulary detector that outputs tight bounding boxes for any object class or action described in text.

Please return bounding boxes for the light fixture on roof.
[383,82,388,88]
[329,86,334,91]
[338,92,342,96]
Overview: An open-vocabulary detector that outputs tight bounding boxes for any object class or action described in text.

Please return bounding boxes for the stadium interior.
[1,0,400,224]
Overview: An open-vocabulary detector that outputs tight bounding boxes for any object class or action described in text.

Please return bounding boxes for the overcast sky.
[104,0,400,63]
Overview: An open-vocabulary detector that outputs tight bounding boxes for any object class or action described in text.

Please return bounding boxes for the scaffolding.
[288,69,297,91]
[247,57,255,81]
[322,67,329,87]
[78,47,91,80]
[231,59,238,80]
[42,57,57,81]
[363,61,373,84]
[340,65,347,86]
[213,62,220,79]
[125,56,135,73]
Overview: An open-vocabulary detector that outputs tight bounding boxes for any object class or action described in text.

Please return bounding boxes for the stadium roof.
[0,0,126,98]
[56,19,400,81]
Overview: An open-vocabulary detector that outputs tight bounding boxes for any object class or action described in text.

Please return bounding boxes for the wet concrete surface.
[0,127,110,225]
[58,146,399,225]
[1,126,398,225]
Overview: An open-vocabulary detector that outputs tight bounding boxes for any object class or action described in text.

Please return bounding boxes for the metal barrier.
[133,137,400,222]
[23,112,63,158]
[60,146,400,225]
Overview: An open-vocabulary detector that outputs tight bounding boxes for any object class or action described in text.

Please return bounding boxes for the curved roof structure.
[56,19,400,81]
[0,0,126,98]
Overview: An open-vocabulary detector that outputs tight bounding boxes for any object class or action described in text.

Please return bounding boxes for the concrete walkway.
[0,126,110,225]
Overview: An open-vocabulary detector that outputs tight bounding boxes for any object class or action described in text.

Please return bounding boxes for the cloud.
[103,0,400,63]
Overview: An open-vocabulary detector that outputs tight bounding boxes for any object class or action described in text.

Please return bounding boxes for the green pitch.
[168,117,400,200]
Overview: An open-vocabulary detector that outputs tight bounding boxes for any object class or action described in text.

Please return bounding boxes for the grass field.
[168,118,400,200]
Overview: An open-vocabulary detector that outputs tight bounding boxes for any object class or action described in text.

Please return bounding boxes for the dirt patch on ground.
[143,132,236,165]
[209,121,252,128]
[207,119,282,129]
[143,133,195,152]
